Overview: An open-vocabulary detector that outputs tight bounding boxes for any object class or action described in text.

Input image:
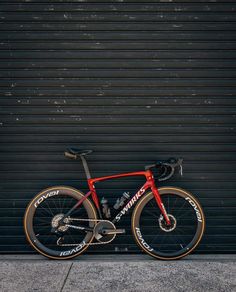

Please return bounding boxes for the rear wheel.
[24,186,97,260]
[132,187,205,260]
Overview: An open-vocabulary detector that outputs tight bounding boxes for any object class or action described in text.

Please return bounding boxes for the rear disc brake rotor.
[51,213,69,232]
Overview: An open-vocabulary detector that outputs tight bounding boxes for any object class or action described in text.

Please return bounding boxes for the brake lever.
[158,165,174,181]
[179,164,183,176]
[156,158,183,181]
[178,158,183,176]
[165,158,183,177]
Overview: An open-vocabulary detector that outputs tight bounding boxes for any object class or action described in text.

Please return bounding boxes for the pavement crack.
[60,262,73,292]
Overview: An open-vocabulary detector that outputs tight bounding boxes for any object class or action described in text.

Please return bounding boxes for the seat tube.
[80,155,91,179]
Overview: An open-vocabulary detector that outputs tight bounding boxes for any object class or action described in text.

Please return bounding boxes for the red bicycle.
[24,148,205,260]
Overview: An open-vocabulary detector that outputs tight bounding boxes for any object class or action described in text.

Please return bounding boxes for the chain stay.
[57,218,115,246]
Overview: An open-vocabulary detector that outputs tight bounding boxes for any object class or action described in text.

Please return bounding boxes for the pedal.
[102,229,126,235]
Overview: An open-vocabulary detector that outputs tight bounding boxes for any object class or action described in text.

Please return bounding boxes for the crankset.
[56,218,125,247]
[93,220,125,243]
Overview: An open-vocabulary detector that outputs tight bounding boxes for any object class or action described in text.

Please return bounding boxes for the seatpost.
[80,155,91,179]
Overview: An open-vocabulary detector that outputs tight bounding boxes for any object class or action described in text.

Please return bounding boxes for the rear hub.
[51,213,69,232]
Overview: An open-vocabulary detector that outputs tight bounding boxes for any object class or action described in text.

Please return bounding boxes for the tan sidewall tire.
[131,187,205,260]
[24,186,97,260]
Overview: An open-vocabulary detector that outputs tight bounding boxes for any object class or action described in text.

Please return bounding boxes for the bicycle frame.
[66,169,171,225]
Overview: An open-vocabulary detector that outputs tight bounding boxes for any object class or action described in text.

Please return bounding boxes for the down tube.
[112,182,150,224]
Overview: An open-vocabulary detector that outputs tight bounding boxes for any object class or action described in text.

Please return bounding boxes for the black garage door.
[0,1,236,254]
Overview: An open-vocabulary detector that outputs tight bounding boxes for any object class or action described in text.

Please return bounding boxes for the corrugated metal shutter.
[0,0,235,254]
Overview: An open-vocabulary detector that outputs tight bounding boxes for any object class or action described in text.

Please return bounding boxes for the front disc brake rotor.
[158,214,177,232]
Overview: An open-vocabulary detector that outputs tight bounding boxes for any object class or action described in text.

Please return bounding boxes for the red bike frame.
[71,169,171,225]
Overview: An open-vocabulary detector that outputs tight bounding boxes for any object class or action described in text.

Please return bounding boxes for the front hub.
[158,214,177,232]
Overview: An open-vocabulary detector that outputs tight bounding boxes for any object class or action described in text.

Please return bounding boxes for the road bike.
[24,148,205,260]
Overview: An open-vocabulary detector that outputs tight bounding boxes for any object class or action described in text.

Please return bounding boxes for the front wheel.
[132,187,205,260]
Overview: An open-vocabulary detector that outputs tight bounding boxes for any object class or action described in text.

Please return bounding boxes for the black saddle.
[64,147,92,159]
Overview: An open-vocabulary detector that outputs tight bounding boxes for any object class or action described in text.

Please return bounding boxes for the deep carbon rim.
[132,187,205,260]
[24,186,97,259]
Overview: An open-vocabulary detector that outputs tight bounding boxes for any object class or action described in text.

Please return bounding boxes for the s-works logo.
[115,187,146,222]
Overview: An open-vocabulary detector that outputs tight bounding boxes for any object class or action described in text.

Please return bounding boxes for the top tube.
[89,170,153,184]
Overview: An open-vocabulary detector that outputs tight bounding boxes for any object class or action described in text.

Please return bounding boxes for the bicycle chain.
[58,218,116,246]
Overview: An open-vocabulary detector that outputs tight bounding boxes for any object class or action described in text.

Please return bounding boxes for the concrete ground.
[0,254,235,292]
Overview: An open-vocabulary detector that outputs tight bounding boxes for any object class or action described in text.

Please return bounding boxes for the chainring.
[94,220,116,243]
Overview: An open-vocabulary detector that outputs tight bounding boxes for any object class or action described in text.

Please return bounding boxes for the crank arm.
[102,229,126,235]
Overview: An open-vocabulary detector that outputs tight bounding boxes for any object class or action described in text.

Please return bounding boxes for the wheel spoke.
[136,191,203,258]
[28,192,94,257]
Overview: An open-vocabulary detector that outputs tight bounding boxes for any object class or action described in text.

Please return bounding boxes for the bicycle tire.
[24,186,97,260]
[131,187,205,260]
